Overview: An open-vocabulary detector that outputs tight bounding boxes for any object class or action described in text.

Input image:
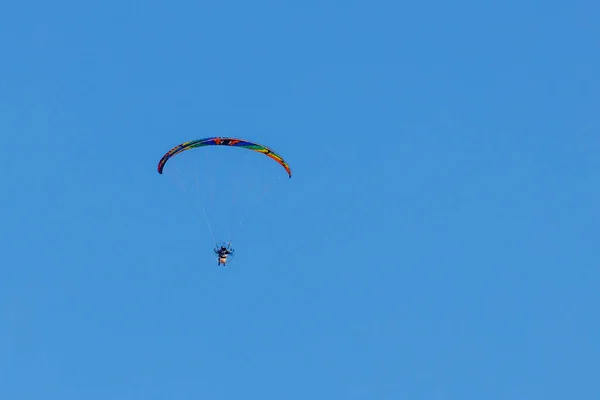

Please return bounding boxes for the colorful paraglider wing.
[157,137,292,178]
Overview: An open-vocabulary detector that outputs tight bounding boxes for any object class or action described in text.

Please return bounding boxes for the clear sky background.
[1,1,599,399]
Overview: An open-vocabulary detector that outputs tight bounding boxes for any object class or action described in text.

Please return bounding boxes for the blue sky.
[1,0,599,399]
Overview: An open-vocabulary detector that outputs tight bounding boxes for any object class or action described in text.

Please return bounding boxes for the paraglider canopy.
[157,137,292,178]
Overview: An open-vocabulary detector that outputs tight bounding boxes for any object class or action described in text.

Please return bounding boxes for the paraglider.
[157,136,291,266]
[214,242,234,266]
